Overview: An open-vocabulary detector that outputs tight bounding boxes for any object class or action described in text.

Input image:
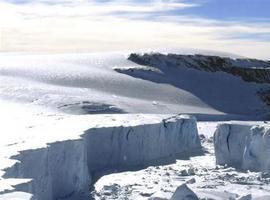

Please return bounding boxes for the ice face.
[214,123,252,168]
[243,125,270,171]
[214,122,270,172]
[2,115,201,200]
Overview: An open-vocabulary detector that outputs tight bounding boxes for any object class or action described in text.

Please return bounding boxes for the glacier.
[0,112,201,200]
[0,51,269,120]
[214,122,270,172]
[1,51,270,200]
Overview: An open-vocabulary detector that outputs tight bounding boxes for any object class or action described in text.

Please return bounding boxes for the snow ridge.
[128,53,270,83]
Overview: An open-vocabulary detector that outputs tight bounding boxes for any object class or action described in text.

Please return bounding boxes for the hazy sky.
[0,0,269,59]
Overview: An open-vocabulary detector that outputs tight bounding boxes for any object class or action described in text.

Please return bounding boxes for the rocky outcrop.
[128,53,270,84]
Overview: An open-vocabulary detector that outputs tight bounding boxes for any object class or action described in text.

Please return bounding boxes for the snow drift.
[2,115,201,200]
[214,122,270,172]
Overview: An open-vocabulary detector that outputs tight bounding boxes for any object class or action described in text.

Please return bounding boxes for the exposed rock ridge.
[128,53,270,84]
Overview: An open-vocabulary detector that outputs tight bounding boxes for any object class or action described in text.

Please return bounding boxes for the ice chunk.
[214,122,270,172]
[242,125,270,171]
[170,184,199,200]
[238,194,252,200]
[214,123,252,168]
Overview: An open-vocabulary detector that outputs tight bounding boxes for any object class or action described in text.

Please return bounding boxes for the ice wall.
[214,123,252,168]
[214,123,270,172]
[4,140,90,200]
[3,115,201,200]
[243,125,270,171]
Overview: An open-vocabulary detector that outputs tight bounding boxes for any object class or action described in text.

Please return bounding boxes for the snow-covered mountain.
[1,51,270,200]
[128,53,270,83]
[0,51,269,120]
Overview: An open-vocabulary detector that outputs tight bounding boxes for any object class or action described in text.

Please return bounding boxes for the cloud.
[1,0,198,15]
[0,0,269,59]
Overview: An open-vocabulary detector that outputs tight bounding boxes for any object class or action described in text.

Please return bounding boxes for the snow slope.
[120,53,270,117]
[0,51,269,120]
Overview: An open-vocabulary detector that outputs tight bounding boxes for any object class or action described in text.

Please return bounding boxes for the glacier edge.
[2,115,202,200]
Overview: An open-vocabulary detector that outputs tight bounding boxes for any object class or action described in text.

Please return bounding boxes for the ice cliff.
[128,53,270,84]
[214,122,270,172]
[3,115,201,200]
